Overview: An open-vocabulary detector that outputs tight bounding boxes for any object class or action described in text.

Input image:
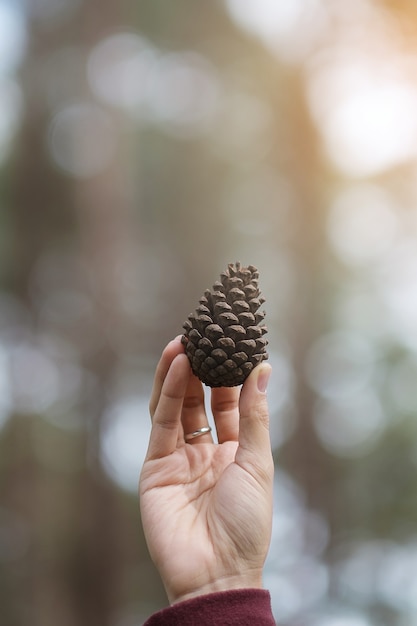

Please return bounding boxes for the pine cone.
[181,262,268,387]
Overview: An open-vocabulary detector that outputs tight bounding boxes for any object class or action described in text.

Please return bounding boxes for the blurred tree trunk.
[277,70,334,516]
[5,3,138,625]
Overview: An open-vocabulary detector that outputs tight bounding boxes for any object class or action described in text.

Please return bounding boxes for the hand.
[139,336,273,605]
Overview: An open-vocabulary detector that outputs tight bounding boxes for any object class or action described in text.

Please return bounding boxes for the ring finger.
[181,373,213,444]
[211,386,240,444]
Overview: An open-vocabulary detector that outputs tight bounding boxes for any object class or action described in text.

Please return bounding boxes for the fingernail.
[257,364,271,393]
[174,335,183,342]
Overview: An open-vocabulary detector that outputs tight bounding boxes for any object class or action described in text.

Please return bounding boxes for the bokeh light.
[321,79,417,176]
[100,397,151,492]
[305,331,375,399]
[0,2,26,74]
[9,341,60,415]
[87,33,156,112]
[47,102,116,178]
[143,51,221,137]
[313,391,386,457]
[88,34,221,138]
[0,344,12,430]
[0,1,25,165]
[225,0,326,62]
[309,613,373,626]
[327,185,399,268]
[336,539,417,613]
[265,471,330,621]
[376,240,417,349]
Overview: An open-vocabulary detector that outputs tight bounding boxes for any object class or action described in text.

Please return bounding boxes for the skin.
[139,336,273,605]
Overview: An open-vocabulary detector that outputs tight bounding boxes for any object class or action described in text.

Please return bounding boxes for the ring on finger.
[184,426,212,441]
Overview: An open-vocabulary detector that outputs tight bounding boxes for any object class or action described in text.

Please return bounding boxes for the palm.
[141,440,270,601]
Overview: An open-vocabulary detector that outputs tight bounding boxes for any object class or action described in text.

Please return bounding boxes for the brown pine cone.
[181,262,268,387]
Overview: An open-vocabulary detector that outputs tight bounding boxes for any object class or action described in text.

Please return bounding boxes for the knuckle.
[182,393,203,410]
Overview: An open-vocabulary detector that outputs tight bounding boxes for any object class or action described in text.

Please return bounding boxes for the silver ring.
[185,426,212,441]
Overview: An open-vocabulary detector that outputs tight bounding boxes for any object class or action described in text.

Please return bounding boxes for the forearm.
[143,588,276,625]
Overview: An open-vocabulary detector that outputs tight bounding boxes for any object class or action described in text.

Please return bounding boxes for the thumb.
[235,363,273,475]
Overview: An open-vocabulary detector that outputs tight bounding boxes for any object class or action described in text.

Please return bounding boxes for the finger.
[146,354,190,460]
[235,363,273,479]
[181,373,213,444]
[211,386,240,444]
[149,336,184,418]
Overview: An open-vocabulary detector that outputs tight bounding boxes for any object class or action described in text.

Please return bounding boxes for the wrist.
[167,570,264,605]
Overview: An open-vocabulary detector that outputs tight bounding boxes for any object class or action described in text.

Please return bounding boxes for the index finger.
[149,336,184,418]
[146,354,190,460]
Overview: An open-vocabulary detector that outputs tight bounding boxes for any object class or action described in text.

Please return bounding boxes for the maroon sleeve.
[143,588,276,625]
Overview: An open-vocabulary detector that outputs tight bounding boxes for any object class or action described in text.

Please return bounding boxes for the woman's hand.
[139,337,273,605]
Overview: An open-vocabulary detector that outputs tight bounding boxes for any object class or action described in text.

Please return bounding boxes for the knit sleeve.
[142,588,276,625]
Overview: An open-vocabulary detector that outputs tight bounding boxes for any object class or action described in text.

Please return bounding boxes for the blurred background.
[1,0,417,624]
